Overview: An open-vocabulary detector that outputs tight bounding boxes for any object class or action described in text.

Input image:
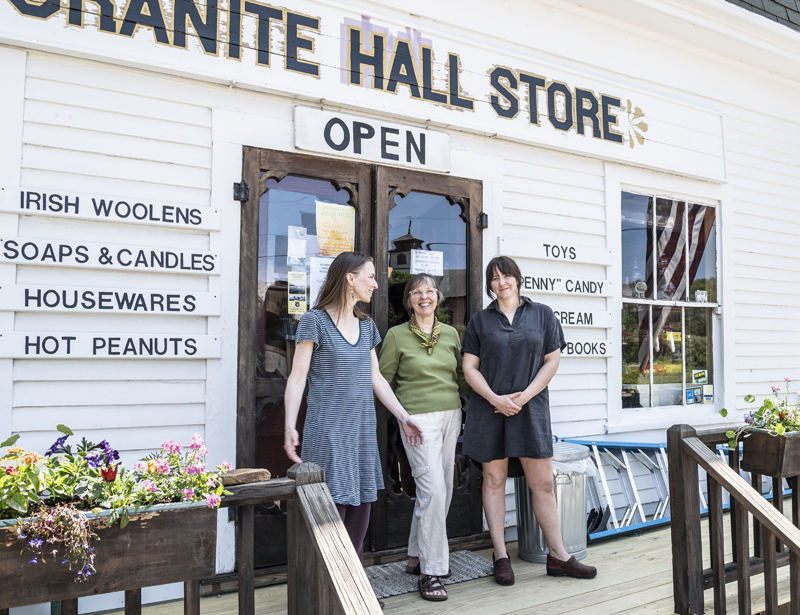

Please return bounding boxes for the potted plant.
[722,379,800,479]
[0,428,232,608]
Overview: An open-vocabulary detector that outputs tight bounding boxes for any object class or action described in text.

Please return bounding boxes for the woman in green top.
[379,273,469,602]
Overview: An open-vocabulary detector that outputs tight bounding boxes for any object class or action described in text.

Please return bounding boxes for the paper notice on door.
[703,384,714,404]
[310,256,334,308]
[287,226,307,266]
[288,271,307,315]
[316,202,355,257]
[410,249,444,276]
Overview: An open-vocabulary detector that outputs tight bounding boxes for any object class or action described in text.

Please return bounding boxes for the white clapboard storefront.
[1,0,799,609]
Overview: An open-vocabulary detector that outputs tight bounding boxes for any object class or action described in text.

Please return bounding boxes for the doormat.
[365,550,494,599]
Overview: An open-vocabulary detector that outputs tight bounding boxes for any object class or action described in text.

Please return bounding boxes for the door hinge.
[476,212,488,230]
[233,181,250,202]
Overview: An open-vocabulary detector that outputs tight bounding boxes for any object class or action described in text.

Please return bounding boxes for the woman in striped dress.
[283,252,424,560]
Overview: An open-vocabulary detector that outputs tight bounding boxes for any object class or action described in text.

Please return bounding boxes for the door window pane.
[621,192,653,299]
[688,204,717,303]
[652,306,683,407]
[387,191,467,333]
[622,304,651,408]
[655,198,687,301]
[257,175,352,377]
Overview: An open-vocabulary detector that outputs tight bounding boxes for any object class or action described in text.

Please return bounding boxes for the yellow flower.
[21,451,43,464]
[6,446,23,455]
[147,459,157,474]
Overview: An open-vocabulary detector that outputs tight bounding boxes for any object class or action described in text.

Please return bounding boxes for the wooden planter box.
[740,428,800,479]
[0,502,217,609]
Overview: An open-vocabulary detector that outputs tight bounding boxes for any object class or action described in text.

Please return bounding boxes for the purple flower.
[28,539,43,548]
[179,488,195,500]
[85,451,103,468]
[99,440,119,463]
[142,480,157,493]
[744,415,752,424]
[205,493,221,508]
[773,386,781,394]
[45,434,69,457]
[186,462,205,475]
[29,558,37,564]
[188,434,205,450]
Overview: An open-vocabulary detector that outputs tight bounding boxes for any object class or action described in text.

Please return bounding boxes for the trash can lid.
[552,442,590,462]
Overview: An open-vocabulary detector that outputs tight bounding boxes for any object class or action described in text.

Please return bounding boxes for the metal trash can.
[514,442,590,563]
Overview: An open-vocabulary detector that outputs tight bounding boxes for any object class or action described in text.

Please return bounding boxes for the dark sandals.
[419,574,448,602]
[405,562,452,578]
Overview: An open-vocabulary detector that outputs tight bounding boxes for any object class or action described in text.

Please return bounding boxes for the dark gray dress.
[462,297,566,478]
[295,309,385,506]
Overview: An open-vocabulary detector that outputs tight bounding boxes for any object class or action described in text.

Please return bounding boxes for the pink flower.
[205,478,217,488]
[188,434,205,450]
[142,480,157,493]
[179,488,195,500]
[773,386,781,394]
[220,461,233,472]
[186,462,205,475]
[785,378,792,383]
[133,462,147,471]
[161,440,183,455]
[205,493,221,508]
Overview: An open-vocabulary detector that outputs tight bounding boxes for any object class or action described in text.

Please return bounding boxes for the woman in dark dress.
[462,256,597,585]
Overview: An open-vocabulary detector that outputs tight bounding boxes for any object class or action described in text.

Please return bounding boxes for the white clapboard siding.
[12,403,205,432]
[13,359,206,381]
[13,380,206,407]
[726,108,800,401]
[8,53,215,468]
[17,265,210,291]
[14,313,208,334]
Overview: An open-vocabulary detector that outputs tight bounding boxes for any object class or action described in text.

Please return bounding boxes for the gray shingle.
[763,0,789,17]
[773,0,798,10]
[788,7,800,23]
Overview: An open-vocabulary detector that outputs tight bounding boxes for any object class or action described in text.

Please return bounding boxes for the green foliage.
[0,428,233,581]
[722,381,800,449]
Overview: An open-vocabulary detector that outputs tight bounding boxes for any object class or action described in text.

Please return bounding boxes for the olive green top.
[379,322,470,415]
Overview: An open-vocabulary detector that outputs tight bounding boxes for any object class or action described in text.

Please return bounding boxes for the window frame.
[621,190,719,410]
[605,164,730,434]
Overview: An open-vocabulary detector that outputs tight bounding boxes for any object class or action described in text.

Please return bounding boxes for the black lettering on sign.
[68,0,116,32]
[286,12,320,77]
[602,95,624,143]
[447,53,474,110]
[565,341,607,356]
[387,39,421,98]
[575,88,602,139]
[348,27,385,90]
[381,127,400,161]
[353,121,375,154]
[554,311,594,326]
[547,81,573,132]
[543,244,577,260]
[243,2,283,66]
[119,0,170,44]
[7,0,60,19]
[489,66,519,119]
[421,46,447,104]
[406,131,425,164]
[173,0,218,55]
[519,72,545,125]
[324,117,350,151]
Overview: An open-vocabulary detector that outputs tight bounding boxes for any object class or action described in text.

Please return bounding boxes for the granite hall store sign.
[5,0,642,149]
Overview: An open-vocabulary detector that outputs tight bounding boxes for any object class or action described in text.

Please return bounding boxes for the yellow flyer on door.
[316,201,355,257]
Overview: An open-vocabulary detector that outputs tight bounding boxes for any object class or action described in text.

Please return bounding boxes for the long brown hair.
[486,255,523,300]
[313,252,373,321]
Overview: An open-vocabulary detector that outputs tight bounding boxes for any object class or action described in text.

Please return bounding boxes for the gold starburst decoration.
[627,100,648,148]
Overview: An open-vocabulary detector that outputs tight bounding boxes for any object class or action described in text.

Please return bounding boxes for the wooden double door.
[236,148,485,568]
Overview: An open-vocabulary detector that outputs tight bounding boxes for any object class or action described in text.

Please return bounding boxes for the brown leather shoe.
[546,554,597,579]
[492,553,515,586]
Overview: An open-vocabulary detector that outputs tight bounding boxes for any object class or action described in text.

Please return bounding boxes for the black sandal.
[419,574,448,602]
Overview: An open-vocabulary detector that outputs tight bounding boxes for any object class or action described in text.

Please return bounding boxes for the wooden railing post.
[124,589,142,615]
[668,424,704,615]
[287,462,325,615]
[236,504,255,615]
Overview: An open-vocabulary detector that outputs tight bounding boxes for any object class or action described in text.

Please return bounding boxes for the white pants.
[401,408,461,576]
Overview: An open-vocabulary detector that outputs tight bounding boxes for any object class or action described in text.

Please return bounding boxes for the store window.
[620,191,717,408]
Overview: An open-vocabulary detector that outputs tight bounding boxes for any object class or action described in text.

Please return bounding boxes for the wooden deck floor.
[114,512,793,615]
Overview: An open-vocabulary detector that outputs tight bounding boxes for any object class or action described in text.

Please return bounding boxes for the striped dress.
[295,309,385,506]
